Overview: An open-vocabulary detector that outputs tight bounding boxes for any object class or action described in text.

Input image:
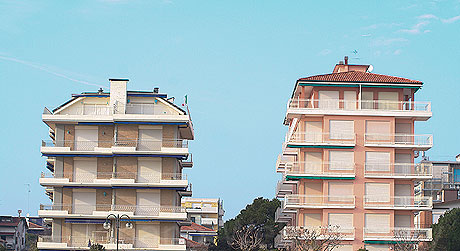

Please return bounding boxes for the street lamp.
[103,214,133,251]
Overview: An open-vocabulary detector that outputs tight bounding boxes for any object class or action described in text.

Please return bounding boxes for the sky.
[0,0,459,221]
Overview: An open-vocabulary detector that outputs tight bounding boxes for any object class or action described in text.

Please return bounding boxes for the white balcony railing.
[50,104,112,116]
[364,134,433,148]
[284,161,355,177]
[41,139,188,151]
[364,163,432,178]
[281,226,355,240]
[125,103,174,115]
[39,204,185,216]
[363,196,432,209]
[38,235,185,248]
[286,132,356,146]
[275,154,295,173]
[284,195,355,208]
[276,181,296,198]
[287,99,431,112]
[363,228,432,241]
[41,172,186,183]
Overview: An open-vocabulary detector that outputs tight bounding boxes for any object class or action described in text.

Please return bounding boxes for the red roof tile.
[182,238,207,248]
[298,71,422,84]
[181,222,215,232]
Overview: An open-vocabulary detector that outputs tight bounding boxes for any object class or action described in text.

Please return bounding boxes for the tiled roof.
[298,71,422,84]
[181,222,215,232]
[0,217,23,227]
[183,238,207,248]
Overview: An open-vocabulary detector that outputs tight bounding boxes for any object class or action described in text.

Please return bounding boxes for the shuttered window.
[366,121,390,141]
[137,158,162,183]
[73,190,96,214]
[365,214,390,233]
[136,223,160,248]
[329,151,354,170]
[330,120,354,139]
[329,182,353,201]
[138,129,162,150]
[319,91,339,109]
[328,213,353,232]
[304,152,322,174]
[365,152,390,171]
[361,91,374,109]
[378,92,399,110]
[395,215,411,228]
[304,121,322,143]
[74,158,97,182]
[344,91,357,110]
[303,213,321,227]
[365,183,390,202]
[136,190,160,216]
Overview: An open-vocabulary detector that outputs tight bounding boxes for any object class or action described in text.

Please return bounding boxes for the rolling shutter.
[395,215,411,228]
[395,184,411,206]
[365,214,390,233]
[343,91,357,110]
[366,121,390,141]
[136,223,160,248]
[73,190,96,214]
[304,121,322,142]
[137,158,162,183]
[74,159,97,182]
[138,129,162,151]
[319,91,339,109]
[75,127,98,151]
[378,92,399,110]
[361,91,374,109]
[365,152,390,171]
[329,120,354,140]
[303,213,321,227]
[395,154,412,175]
[136,190,160,216]
[304,152,322,174]
[329,151,354,170]
[328,213,353,232]
[328,182,353,201]
[365,183,390,202]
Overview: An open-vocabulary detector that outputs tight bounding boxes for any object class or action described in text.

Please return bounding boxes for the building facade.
[37,79,193,251]
[181,198,224,231]
[0,216,27,251]
[275,58,433,250]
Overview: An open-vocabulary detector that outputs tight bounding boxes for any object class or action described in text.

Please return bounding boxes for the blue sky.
[0,0,459,220]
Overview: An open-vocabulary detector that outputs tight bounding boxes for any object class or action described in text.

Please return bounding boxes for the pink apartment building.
[37,79,193,251]
[275,58,433,251]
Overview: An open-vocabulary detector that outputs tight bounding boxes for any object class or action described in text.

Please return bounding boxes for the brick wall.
[162,125,175,147]
[97,158,113,179]
[115,189,136,208]
[116,157,137,179]
[160,222,175,243]
[98,125,114,148]
[160,190,173,207]
[62,188,72,213]
[162,158,175,179]
[63,125,75,150]
[117,125,138,141]
[63,157,74,181]
[61,222,71,245]
[96,189,112,211]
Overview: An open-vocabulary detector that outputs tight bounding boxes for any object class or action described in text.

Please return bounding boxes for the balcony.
[39,172,188,187]
[275,180,297,199]
[285,132,356,149]
[280,226,355,241]
[274,206,295,223]
[364,134,433,150]
[275,154,295,173]
[286,99,432,121]
[364,163,432,179]
[201,218,218,226]
[363,196,432,210]
[283,162,355,180]
[38,204,186,219]
[41,139,188,156]
[363,228,432,242]
[37,236,186,250]
[284,194,355,209]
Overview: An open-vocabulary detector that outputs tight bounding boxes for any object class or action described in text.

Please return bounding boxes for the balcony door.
[378,92,399,110]
[365,213,390,234]
[395,123,411,144]
[71,224,96,247]
[135,223,159,248]
[365,151,390,172]
[136,190,160,216]
[329,120,354,140]
[343,91,356,110]
[304,152,322,174]
[328,213,353,233]
[303,213,321,228]
[318,91,339,109]
[304,121,322,143]
[328,182,353,203]
[304,182,322,206]
[73,189,96,214]
[138,129,162,151]
[395,153,412,175]
[365,183,390,203]
[329,151,354,171]
[137,158,161,183]
[395,184,411,206]
[75,127,98,151]
[395,215,411,228]
[74,158,97,182]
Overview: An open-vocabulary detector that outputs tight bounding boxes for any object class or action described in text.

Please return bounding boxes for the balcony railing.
[276,180,296,198]
[287,99,431,112]
[41,139,188,151]
[284,161,355,177]
[48,104,112,116]
[281,226,355,240]
[363,228,432,241]
[286,132,356,146]
[125,103,174,115]
[275,207,294,223]
[39,204,185,216]
[364,163,432,178]
[275,154,295,173]
[38,236,185,248]
[284,194,355,208]
[364,134,433,148]
[41,172,186,183]
[363,196,432,209]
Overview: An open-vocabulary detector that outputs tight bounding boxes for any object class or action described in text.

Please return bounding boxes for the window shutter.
[303,213,321,227]
[328,182,353,201]
[330,120,354,139]
[344,91,357,110]
[365,152,390,171]
[395,215,411,228]
[328,213,353,232]
[366,121,390,141]
[365,214,390,233]
[319,91,339,109]
[365,183,390,202]
[329,151,354,170]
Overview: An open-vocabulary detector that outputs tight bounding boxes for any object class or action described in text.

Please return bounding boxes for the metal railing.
[364,163,432,177]
[39,236,185,248]
[41,139,188,151]
[125,103,173,115]
[281,226,355,239]
[276,181,296,198]
[275,207,294,223]
[364,134,433,147]
[49,104,112,116]
[41,172,186,182]
[363,196,432,209]
[39,204,185,216]
[284,195,355,208]
[287,99,431,112]
[286,132,356,145]
[284,161,355,176]
[363,228,432,241]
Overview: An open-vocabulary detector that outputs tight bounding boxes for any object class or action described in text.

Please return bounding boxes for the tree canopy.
[430,208,460,251]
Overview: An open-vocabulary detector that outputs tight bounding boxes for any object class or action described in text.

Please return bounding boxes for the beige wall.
[62,188,72,212]
[116,189,136,206]
[160,190,174,207]
[162,158,175,176]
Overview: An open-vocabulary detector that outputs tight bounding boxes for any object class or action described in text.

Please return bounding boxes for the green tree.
[430,208,460,251]
[25,233,38,251]
[209,197,284,251]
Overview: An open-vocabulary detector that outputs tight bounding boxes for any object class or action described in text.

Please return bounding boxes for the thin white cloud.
[318,49,332,56]
[418,14,438,20]
[0,55,106,88]
[399,21,430,34]
[393,49,403,55]
[371,37,409,47]
[441,15,460,23]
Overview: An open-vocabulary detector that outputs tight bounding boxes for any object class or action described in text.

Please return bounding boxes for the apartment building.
[274,57,433,251]
[37,79,194,251]
[0,216,27,251]
[181,198,224,231]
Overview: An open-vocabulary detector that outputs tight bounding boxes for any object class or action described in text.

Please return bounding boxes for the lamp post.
[103,214,133,251]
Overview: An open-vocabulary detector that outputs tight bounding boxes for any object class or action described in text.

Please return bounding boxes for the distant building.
[432,199,460,224]
[26,217,51,236]
[181,198,224,231]
[180,222,217,246]
[0,216,27,251]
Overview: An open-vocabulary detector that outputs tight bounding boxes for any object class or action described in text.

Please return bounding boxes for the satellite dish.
[367,65,374,73]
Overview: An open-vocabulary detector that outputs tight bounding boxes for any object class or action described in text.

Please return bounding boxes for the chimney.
[456,154,460,162]
[154,87,159,93]
[109,79,129,114]
[18,209,22,217]
[344,56,349,65]
[98,88,104,94]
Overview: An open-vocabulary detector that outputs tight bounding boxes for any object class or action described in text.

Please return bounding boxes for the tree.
[229,224,263,251]
[391,228,425,251]
[283,226,343,251]
[209,197,283,251]
[429,208,460,251]
[89,243,106,251]
[25,233,39,251]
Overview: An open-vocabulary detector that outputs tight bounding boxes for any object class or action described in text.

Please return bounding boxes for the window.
[365,214,390,233]
[366,121,390,141]
[319,91,339,109]
[329,120,354,140]
[328,182,353,201]
[365,183,390,202]
[303,213,321,227]
[361,91,374,109]
[365,152,390,172]
[191,217,196,223]
[343,91,357,110]
[329,151,354,170]
[378,92,399,110]
[328,213,353,232]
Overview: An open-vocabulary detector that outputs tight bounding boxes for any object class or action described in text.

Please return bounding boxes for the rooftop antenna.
[351,50,360,60]
[25,184,31,216]
[367,65,374,73]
